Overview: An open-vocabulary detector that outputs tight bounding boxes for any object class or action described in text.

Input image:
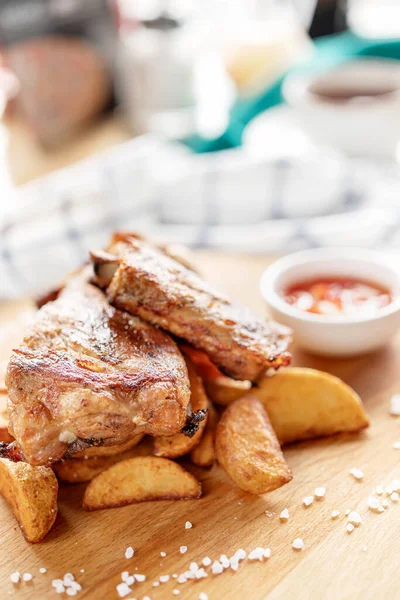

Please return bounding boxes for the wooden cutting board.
[1,251,400,600]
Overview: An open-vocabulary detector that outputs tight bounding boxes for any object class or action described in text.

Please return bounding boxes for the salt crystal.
[160,552,166,557]
[190,562,199,573]
[391,492,399,502]
[116,582,131,598]
[292,538,304,550]
[349,467,364,481]
[153,581,160,587]
[393,442,400,449]
[160,575,170,583]
[390,394,400,416]
[303,496,313,507]
[10,572,20,584]
[331,510,340,519]
[135,574,146,582]
[177,574,187,584]
[180,546,188,554]
[219,555,230,568]
[195,568,207,579]
[362,545,367,552]
[185,521,192,529]
[348,511,362,526]
[121,572,129,582]
[264,548,271,559]
[346,523,355,534]
[280,508,290,522]
[376,485,384,496]
[199,594,209,600]
[211,561,223,575]
[248,547,265,561]
[202,557,212,567]
[382,499,390,508]
[173,591,180,596]
[315,487,326,499]
[392,480,400,492]
[125,546,134,559]
[23,573,33,582]
[39,568,47,574]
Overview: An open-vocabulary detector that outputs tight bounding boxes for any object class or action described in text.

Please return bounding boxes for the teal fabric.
[183,31,400,153]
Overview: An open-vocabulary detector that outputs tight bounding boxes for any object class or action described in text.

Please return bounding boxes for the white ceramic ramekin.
[260,248,400,357]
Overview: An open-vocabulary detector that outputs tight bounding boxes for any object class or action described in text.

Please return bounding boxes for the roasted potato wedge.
[83,456,201,510]
[154,357,208,458]
[0,458,58,542]
[0,394,13,443]
[180,344,250,405]
[254,367,369,445]
[55,438,152,483]
[215,396,292,494]
[190,402,218,468]
[72,433,144,459]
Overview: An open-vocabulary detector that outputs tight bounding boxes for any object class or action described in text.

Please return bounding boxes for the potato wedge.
[215,396,292,494]
[204,377,251,406]
[72,433,144,459]
[83,456,201,510]
[190,402,218,468]
[154,357,208,458]
[0,394,13,443]
[54,438,153,483]
[180,344,250,406]
[254,367,369,445]
[0,458,58,542]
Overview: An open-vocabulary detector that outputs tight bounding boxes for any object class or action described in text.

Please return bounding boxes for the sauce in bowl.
[283,277,392,317]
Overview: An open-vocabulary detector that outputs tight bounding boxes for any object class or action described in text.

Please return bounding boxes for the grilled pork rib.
[91,234,292,382]
[5,271,190,466]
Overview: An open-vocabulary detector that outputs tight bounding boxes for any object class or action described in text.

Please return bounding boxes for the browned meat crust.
[93,234,291,382]
[5,270,190,466]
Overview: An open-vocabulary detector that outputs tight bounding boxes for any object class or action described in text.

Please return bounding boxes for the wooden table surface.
[1,252,400,600]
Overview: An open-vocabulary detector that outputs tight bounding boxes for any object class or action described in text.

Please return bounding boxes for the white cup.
[282,59,400,158]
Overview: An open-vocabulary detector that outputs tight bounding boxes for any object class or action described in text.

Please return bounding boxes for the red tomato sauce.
[282,277,392,316]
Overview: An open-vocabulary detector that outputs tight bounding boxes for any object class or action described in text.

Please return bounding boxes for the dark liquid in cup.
[309,81,398,102]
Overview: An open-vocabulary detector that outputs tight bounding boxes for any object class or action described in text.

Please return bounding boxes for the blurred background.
[2,0,400,297]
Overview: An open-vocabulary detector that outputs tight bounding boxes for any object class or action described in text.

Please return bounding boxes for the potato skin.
[215,396,292,494]
[0,458,58,543]
[256,367,369,445]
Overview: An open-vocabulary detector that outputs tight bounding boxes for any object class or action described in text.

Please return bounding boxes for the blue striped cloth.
[1,135,399,299]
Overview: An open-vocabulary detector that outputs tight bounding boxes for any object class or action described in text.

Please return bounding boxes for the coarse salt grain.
[10,572,20,584]
[248,547,265,561]
[202,557,212,567]
[160,551,166,557]
[264,548,271,559]
[393,442,400,449]
[190,562,199,573]
[346,523,355,534]
[220,555,230,568]
[315,487,326,499]
[173,590,180,596]
[391,492,399,502]
[23,573,33,582]
[180,546,188,554]
[211,561,223,575]
[234,549,246,561]
[362,545,368,552]
[195,568,207,579]
[121,572,129,581]
[199,594,209,600]
[376,485,384,495]
[116,582,131,598]
[177,574,187,584]
[303,496,313,507]
[185,521,193,529]
[331,510,340,519]
[280,508,290,522]
[349,468,364,481]
[390,394,400,416]
[348,511,362,526]
[382,499,390,508]
[392,480,400,492]
[125,546,134,559]
[345,509,350,516]
[80,570,85,574]
[134,574,145,582]
[153,581,160,587]
[39,568,47,574]
[292,538,304,551]
[160,575,170,583]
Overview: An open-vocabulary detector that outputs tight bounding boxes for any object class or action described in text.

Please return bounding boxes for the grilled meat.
[5,270,190,466]
[91,234,292,382]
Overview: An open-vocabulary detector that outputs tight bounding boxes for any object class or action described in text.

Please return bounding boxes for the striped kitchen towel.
[0,134,399,299]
